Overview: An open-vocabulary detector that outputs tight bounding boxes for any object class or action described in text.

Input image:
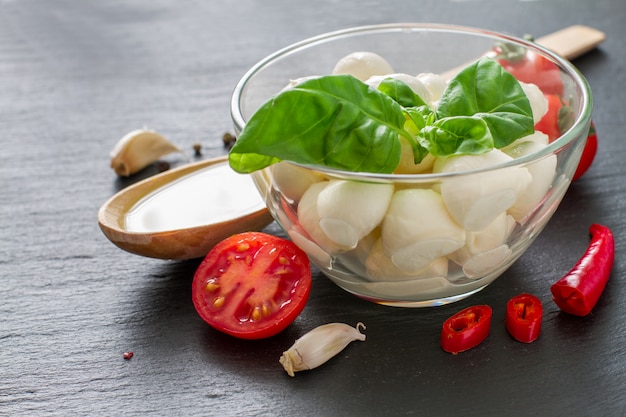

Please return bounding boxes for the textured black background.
[1,1,624,416]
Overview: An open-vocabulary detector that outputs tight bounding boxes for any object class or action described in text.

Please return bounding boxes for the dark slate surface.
[1,0,624,416]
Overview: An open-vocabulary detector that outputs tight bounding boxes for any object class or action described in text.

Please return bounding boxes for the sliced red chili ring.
[506,293,543,343]
[550,224,614,317]
[440,305,492,354]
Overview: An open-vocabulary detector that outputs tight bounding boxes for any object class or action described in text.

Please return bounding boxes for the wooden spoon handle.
[535,25,606,60]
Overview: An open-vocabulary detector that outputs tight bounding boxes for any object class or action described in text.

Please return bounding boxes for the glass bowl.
[230,23,593,307]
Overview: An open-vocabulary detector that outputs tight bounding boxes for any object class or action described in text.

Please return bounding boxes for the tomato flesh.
[498,49,598,182]
[498,50,563,96]
[192,232,311,339]
[440,305,492,354]
[535,94,564,141]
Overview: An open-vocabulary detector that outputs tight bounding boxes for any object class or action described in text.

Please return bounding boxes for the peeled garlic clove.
[279,322,366,377]
[110,128,182,177]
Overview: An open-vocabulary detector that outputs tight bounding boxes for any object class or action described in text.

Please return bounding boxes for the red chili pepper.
[550,224,614,317]
[505,294,543,343]
[440,305,492,354]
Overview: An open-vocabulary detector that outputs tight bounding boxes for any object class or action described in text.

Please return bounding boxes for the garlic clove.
[110,128,182,177]
[279,322,366,377]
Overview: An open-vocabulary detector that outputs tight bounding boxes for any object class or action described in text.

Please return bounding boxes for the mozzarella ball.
[317,180,394,249]
[332,51,394,82]
[365,73,432,106]
[271,161,324,202]
[520,82,549,124]
[417,72,448,103]
[382,188,466,272]
[366,238,449,281]
[433,150,532,231]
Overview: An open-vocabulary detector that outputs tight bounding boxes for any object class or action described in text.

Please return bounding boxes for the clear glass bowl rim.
[230,22,593,181]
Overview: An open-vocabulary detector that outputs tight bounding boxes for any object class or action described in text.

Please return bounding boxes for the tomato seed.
[213,296,225,308]
[262,303,271,316]
[237,243,250,252]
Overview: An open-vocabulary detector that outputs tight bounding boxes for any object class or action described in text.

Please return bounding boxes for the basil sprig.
[229,57,534,174]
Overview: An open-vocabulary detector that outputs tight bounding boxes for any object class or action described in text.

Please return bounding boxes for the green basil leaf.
[403,107,434,163]
[419,116,493,156]
[377,78,428,108]
[230,59,536,174]
[404,105,436,130]
[229,75,405,173]
[437,57,534,148]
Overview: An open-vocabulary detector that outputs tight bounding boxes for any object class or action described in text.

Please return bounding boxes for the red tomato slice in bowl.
[192,232,312,340]
[534,94,597,181]
[497,50,563,96]
[534,94,566,141]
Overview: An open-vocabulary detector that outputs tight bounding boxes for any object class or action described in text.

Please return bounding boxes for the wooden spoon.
[98,156,273,260]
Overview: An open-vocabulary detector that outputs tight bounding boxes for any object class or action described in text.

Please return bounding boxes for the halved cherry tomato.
[192,232,312,340]
[505,293,543,343]
[440,305,492,354]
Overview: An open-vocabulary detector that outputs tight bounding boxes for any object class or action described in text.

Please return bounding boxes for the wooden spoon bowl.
[98,156,273,260]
